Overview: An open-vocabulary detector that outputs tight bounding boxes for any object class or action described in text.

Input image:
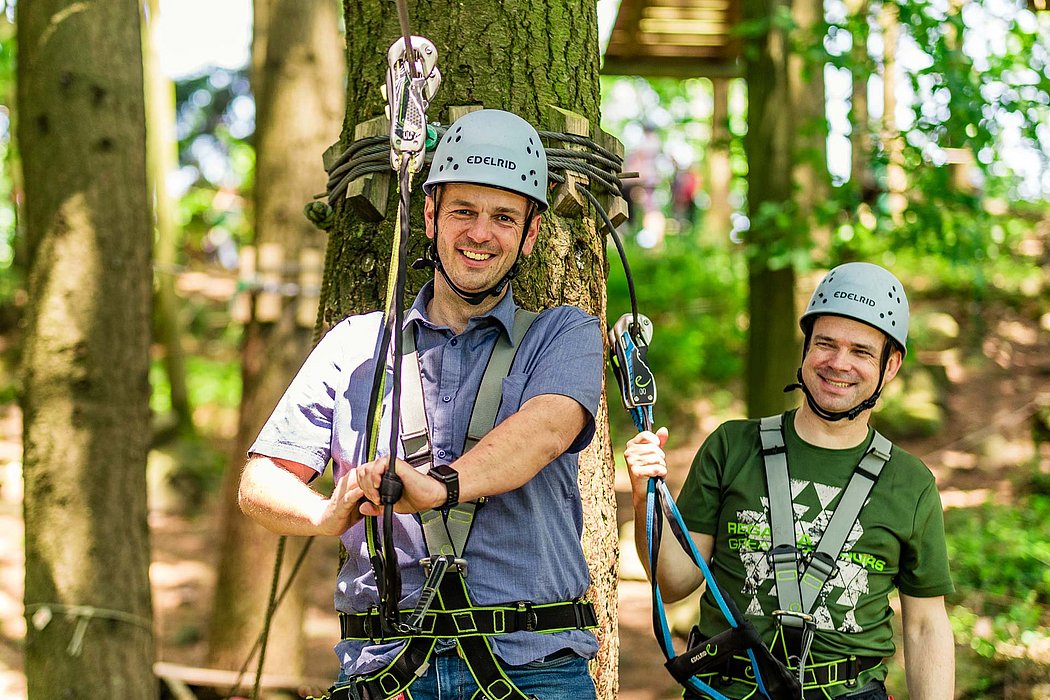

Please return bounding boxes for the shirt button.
[442,395,452,403]
[437,449,447,458]
[450,338,458,347]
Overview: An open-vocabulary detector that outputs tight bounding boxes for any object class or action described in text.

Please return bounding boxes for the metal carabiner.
[383,35,441,173]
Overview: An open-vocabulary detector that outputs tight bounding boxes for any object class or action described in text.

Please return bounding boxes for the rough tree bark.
[325,1,618,695]
[744,0,827,418]
[207,0,345,678]
[17,1,156,697]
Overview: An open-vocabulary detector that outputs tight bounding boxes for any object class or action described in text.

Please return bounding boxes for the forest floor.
[0,291,1048,699]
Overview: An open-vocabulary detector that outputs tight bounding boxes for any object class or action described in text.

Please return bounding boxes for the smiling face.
[799,314,902,419]
[424,182,539,300]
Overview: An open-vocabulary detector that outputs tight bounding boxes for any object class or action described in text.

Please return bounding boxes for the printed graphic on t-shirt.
[727,477,887,633]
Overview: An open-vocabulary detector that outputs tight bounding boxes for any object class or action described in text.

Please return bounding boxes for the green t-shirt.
[676,409,954,697]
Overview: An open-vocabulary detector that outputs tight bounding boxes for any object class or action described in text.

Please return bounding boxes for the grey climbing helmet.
[800,262,909,356]
[423,109,549,212]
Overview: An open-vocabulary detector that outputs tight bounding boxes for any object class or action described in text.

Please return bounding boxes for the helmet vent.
[422,109,549,212]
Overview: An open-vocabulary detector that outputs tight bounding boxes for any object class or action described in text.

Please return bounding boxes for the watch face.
[430,464,457,482]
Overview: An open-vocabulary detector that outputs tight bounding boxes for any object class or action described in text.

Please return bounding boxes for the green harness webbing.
[348,309,597,700]
[759,413,893,687]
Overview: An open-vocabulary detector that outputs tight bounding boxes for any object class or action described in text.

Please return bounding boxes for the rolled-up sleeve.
[517,309,603,454]
[249,319,357,474]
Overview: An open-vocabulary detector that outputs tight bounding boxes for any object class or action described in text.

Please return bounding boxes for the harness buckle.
[773,609,816,688]
[760,443,787,457]
[419,555,467,576]
[572,600,585,630]
[802,551,839,587]
[364,605,384,644]
[767,543,800,568]
[516,601,538,632]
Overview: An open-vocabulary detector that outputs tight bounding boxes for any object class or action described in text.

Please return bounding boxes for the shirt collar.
[405,281,518,340]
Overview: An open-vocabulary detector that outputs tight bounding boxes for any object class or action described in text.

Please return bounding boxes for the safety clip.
[383,35,441,173]
[398,555,464,634]
[608,312,656,412]
[773,609,817,687]
[515,601,538,632]
[363,604,385,644]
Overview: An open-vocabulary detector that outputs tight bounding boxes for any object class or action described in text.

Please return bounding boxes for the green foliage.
[173,68,255,260]
[606,235,746,434]
[0,10,17,306]
[149,355,241,416]
[945,491,1050,662]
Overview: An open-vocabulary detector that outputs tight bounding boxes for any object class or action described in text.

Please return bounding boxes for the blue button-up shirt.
[251,283,604,675]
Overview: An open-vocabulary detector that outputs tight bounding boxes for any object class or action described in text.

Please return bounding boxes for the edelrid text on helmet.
[423,109,549,212]
[800,262,910,356]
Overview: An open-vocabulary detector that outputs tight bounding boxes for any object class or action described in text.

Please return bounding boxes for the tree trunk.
[330,1,616,694]
[880,2,907,223]
[845,0,875,199]
[788,0,829,253]
[743,0,826,418]
[706,77,732,243]
[143,0,194,435]
[17,1,156,697]
[207,0,345,680]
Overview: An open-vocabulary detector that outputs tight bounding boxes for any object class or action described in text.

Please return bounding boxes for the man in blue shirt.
[239,110,604,700]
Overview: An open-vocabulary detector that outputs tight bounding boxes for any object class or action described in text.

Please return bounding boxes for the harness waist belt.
[339,599,597,641]
[716,653,882,690]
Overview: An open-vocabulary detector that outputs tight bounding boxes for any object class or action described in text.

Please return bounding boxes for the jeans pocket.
[519,650,581,670]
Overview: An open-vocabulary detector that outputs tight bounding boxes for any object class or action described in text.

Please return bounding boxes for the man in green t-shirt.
[625,263,955,700]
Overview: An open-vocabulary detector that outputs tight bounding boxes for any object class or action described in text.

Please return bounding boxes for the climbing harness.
[304,4,611,697]
[759,413,891,691]
[324,308,597,700]
[604,215,800,699]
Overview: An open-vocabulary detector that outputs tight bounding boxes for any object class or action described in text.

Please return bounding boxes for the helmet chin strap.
[412,187,537,306]
[783,339,891,422]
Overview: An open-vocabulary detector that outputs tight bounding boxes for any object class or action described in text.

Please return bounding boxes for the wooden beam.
[154,661,330,695]
[601,56,743,79]
[345,115,391,222]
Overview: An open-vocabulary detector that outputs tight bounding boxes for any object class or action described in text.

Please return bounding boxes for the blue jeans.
[409,651,596,700]
[336,650,596,699]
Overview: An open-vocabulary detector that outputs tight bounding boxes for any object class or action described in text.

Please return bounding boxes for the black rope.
[250,536,284,700]
[379,151,416,629]
[577,184,641,336]
[314,126,627,220]
[225,537,315,700]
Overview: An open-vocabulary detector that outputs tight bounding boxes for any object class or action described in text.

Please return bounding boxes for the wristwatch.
[427,464,459,508]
